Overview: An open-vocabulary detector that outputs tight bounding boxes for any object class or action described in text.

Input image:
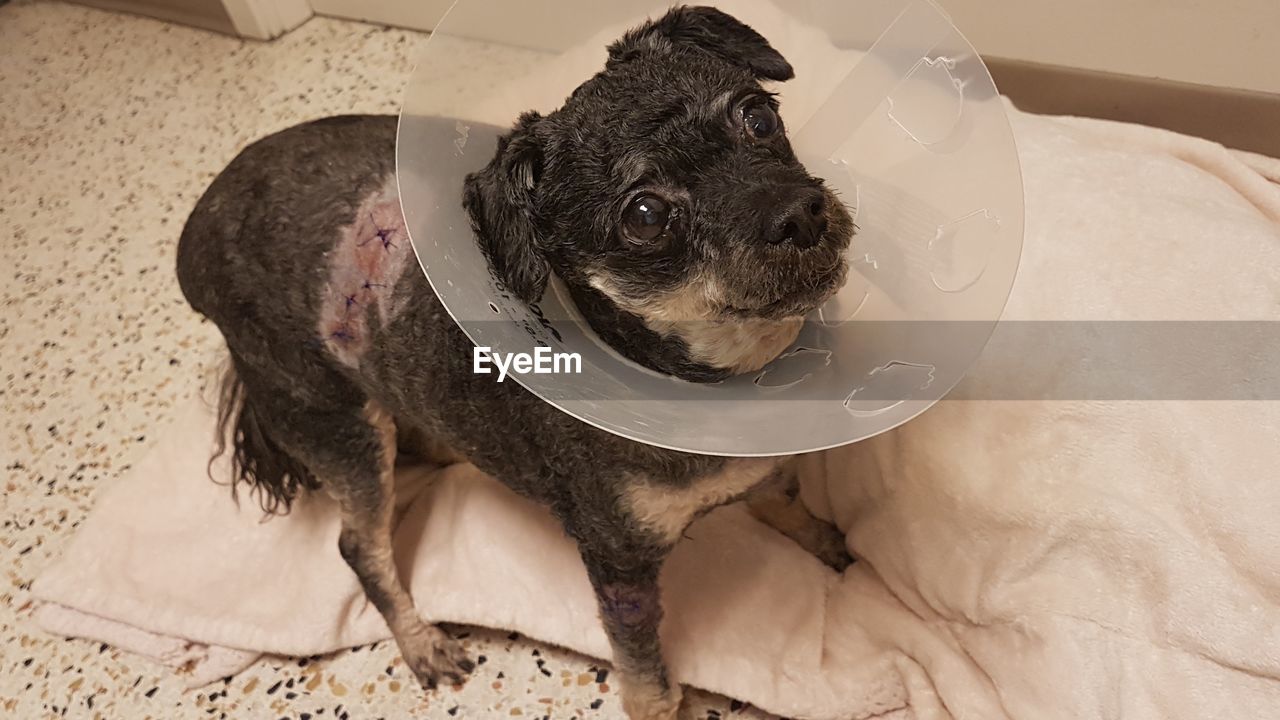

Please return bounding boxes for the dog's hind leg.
[280,398,473,691]
[333,402,474,690]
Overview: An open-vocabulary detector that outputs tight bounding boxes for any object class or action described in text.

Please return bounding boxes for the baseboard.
[307,0,448,33]
[987,57,1280,159]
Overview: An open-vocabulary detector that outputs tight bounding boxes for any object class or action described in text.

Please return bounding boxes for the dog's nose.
[768,187,828,249]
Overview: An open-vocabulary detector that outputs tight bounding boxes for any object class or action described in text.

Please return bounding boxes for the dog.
[175,7,854,719]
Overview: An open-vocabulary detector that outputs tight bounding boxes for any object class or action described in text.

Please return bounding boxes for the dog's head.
[464,5,854,381]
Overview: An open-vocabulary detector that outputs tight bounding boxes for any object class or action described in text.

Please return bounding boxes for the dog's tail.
[210,357,320,515]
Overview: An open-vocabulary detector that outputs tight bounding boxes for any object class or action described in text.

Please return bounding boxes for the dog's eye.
[742,103,779,139]
[623,195,671,243]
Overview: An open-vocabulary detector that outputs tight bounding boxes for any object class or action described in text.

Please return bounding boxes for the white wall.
[309,0,1280,95]
[74,0,310,39]
[943,0,1280,94]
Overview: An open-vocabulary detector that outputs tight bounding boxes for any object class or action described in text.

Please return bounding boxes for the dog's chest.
[317,178,414,366]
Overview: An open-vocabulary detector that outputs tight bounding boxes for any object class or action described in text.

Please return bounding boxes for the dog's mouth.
[722,256,849,321]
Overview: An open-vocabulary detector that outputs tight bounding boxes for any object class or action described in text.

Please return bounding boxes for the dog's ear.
[463,112,551,305]
[608,5,794,82]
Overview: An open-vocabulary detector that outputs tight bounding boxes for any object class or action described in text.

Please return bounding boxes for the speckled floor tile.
[0,2,777,718]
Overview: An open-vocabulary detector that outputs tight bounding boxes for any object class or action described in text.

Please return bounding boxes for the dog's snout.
[767,187,828,249]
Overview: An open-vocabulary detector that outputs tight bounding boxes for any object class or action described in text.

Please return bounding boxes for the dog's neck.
[566,281,801,383]
[568,282,730,382]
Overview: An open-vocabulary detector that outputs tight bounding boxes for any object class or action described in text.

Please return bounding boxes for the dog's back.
[178,115,397,334]
[177,115,403,512]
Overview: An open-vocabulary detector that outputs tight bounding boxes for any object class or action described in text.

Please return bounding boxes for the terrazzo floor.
[0,3,777,718]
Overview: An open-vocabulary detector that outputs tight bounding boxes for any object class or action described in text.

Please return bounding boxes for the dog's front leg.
[579,546,681,720]
[745,459,853,571]
[576,458,784,719]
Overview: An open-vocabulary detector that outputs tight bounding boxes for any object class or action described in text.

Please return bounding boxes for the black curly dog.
[176,7,853,719]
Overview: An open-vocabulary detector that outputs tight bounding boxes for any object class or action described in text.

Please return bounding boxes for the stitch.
[600,584,658,628]
[359,213,398,250]
[315,189,412,368]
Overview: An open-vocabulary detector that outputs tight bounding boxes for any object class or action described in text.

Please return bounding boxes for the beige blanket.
[32,103,1280,720]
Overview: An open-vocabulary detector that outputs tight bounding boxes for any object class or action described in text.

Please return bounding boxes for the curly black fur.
[210,358,319,515]
[462,5,851,380]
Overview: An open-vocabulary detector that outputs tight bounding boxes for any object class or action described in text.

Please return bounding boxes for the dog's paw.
[620,678,683,720]
[815,536,855,573]
[398,624,475,691]
[805,520,854,572]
